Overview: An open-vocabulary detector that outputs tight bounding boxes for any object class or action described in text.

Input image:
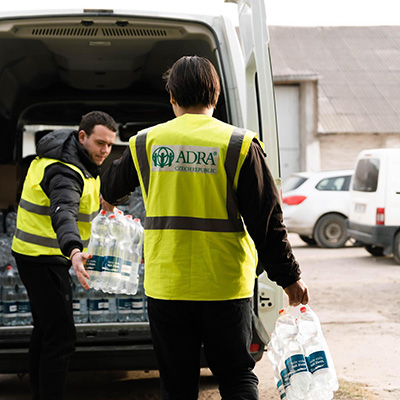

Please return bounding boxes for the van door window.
[353,159,380,192]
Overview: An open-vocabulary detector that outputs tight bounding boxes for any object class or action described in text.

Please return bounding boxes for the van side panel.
[385,153,400,226]
[348,149,400,256]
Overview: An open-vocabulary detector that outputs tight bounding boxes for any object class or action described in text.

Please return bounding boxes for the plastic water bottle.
[118,215,137,295]
[15,273,32,326]
[102,214,124,293]
[5,211,17,236]
[270,331,293,398]
[275,309,311,399]
[131,261,145,321]
[0,284,3,325]
[86,210,109,290]
[275,309,298,342]
[267,337,287,399]
[117,294,134,322]
[70,269,88,324]
[283,338,312,399]
[298,307,338,398]
[0,234,15,268]
[126,217,144,295]
[2,265,18,326]
[103,293,118,322]
[88,288,104,323]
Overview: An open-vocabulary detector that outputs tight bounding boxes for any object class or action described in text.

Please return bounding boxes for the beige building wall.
[319,134,400,170]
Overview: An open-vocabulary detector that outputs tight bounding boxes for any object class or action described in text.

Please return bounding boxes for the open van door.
[226,0,284,336]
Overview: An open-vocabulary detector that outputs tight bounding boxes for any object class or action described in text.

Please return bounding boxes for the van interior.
[0,11,229,210]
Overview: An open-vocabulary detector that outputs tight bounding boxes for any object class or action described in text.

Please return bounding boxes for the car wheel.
[394,233,400,264]
[314,214,349,248]
[365,244,385,257]
[299,235,317,245]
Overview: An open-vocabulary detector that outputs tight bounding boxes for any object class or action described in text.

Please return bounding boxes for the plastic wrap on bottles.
[128,186,146,222]
[0,234,15,268]
[70,268,88,324]
[85,209,144,296]
[102,214,124,293]
[267,306,338,400]
[1,265,18,326]
[298,306,338,398]
[5,211,17,236]
[86,210,109,289]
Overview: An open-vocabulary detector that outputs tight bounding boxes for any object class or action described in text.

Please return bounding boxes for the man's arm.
[237,139,309,305]
[101,146,140,205]
[41,163,84,256]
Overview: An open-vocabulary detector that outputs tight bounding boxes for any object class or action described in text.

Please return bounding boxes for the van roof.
[0,7,224,23]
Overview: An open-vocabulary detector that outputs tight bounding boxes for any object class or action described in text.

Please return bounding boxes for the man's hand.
[284,279,309,307]
[70,249,91,290]
[100,195,115,212]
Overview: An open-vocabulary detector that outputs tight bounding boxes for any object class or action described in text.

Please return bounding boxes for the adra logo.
[152,146,174,168]
[151,145,219,175]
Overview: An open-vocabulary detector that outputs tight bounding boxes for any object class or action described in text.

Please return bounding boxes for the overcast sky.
[0,0,397,26]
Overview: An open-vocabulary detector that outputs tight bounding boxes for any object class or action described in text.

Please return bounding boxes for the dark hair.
[163,56,220,109]
[79,111,118,136]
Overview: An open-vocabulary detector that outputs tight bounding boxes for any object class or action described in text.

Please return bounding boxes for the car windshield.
[283,175,308,192]
[352,159,380,192]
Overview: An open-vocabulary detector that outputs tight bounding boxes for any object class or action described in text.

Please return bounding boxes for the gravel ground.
[1,233,399,399]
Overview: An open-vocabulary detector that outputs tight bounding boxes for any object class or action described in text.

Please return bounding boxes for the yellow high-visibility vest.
[130,113,258,300]
[12,157,100,257]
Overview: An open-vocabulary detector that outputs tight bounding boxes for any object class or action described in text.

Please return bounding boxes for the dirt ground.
[277,234,400,400]
[0,233,399,399]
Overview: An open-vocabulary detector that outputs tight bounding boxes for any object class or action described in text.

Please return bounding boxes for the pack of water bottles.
[0,264,32,326]
[85,209,144,295]
[267,306,338,400]
[0,209,17,269]
[70,263,148,324]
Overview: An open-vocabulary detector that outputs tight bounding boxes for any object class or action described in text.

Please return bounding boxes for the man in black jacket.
[101,56,308,400]
[11,110,117,400]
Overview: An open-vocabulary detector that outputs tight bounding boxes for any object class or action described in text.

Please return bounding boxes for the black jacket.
[101,139,301,289]
[12,129,100,265]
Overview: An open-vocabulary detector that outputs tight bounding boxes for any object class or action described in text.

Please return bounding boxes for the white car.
[282,170,353,248]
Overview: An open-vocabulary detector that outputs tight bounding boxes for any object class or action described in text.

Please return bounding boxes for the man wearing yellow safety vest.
[11,111,117,400]
[101,56,309,400]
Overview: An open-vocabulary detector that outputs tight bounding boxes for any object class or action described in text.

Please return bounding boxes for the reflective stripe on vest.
[134,126,247,233]
[14,228,90,249]
[12,157,99,257]
[18,198,98,223]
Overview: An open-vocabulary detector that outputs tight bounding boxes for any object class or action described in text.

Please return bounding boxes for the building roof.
[268,26,400,134]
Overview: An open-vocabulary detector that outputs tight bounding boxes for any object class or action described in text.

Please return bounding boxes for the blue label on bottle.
[103,256,121,273]
[17,301,31,314]
[118,298,132,312]
[73,299,81,313]
[285,354,309,377]
[86,255,104,272]
[277,380,286,398]
[280,368,290,389]
[101,300,109,311]
[132,298,144,314]
[121,261,133,278]
[307,350,329,374]
[3,301,17,314]
[88,299,103,314]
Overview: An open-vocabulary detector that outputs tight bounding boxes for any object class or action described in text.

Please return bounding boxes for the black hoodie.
[13,129,100,265]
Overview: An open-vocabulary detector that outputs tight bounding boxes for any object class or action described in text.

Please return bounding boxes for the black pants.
[17,259,76,400]
[147,297,259,400]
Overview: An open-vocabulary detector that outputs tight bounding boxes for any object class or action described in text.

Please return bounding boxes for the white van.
[0,1,284,373]
[348,148,400,262]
